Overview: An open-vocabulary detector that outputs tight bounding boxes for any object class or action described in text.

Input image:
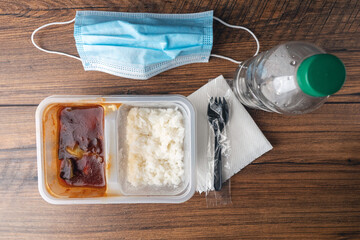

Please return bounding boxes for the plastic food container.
[36,95,196,204]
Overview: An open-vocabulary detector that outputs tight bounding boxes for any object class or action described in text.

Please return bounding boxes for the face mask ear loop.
[211,16,260,65]
[31,18,81,61]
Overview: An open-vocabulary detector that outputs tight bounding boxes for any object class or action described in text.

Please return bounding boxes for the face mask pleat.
[74,11,213,79]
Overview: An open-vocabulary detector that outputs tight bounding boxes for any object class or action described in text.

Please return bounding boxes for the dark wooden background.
[1,0,359,239]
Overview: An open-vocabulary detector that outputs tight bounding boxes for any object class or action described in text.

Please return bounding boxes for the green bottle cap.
[297,54,346,97]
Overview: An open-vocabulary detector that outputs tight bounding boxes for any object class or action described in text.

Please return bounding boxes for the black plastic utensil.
[207,97,229,191]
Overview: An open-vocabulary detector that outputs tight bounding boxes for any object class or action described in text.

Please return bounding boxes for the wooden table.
[1,0,359,239]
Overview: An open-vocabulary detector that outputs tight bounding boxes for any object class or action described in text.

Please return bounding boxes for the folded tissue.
[187,75,273,193]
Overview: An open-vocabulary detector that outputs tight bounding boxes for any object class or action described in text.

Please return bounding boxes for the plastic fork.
[207,97,229,191]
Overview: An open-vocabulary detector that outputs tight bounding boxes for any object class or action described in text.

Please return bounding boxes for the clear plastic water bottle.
[233,42,346,114]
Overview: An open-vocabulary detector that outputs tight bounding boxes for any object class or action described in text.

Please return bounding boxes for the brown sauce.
[58,106,105,187]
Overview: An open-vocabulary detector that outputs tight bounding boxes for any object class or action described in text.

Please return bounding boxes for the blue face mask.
[31,11,259,80]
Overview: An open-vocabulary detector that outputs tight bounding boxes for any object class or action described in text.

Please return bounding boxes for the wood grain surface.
[0,0,360,239]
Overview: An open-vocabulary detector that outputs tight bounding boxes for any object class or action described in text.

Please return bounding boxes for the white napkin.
[188,75,273,193]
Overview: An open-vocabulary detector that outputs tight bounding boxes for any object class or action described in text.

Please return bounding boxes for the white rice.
[126,107,185,187]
